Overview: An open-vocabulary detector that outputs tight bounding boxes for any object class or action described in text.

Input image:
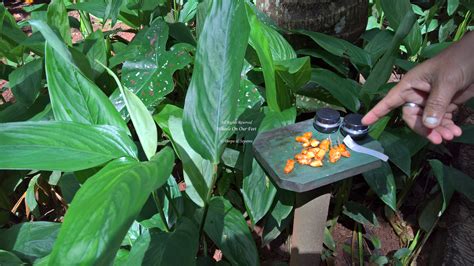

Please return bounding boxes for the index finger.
[362,85,406,125]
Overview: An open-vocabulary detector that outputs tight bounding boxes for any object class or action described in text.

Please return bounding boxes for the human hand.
[362,33,474,144]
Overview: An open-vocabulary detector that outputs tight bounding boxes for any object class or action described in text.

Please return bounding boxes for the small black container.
[313,108,341,134]
[340,113,369,140]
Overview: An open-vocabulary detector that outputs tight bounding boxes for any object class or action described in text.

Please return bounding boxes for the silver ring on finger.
[403,102,423,108]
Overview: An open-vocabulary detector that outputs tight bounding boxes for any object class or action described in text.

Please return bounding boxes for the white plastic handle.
[343,135,389,162]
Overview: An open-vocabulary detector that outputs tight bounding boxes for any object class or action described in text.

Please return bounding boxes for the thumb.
[423,84,457,128]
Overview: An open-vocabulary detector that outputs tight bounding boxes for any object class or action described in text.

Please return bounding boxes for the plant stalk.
[152,191,170,232]
[197,163,219,253]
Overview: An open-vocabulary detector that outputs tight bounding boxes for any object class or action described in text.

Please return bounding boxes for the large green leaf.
[262,189,294,245]
[45,44,128,132]
[246,5,296,111]
[363,162,397,211]
[104,0,125,24]
[197,197,259,265]
[183,0,250,162]
[429,160,454,213]
[310,68,361,112]
[49,148,175,265]
[0,222,61,264]
[0,5,27,62]
[0,250,24,265]
[47,0,71,45]
[179,0,199,23]
[126,217,199,266]
[0,121,137,171]
[100,62,157,160]
[83,30,107,79]
[430,159,474,207]
[380,0,422,56]
[110,19,194,117]
[168,116,212,207]
[379,132,411,176]
[297,48,349,76]
[274,57,311,109]
[297,30,372,67]
[8,58,43,106]
[361,11,416,101]
[242,108,296,225]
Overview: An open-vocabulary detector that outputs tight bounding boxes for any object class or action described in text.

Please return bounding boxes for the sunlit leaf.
[183,0,250,162]
[49,148,174,265]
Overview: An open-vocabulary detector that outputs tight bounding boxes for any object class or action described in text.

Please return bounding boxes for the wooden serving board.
[253,119,384,192]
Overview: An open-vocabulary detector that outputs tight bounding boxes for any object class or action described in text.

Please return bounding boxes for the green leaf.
[49,148,175,265]
[0,121,137,171]
[58,172,81,203]
[461,0,474,11]
[25,174,40,217]
[454,124,474,144]
[110,19,194,117]
[0,222,61,264]
[183,0,250,162]
[343,201,379,226]
[168,116,212,207]
[197,197,259,265]
[237,78,264,117]
[99,61,157,160]
[179,0,198,23]
[242,108,295,224]
[364,30,394,63]
[246,4,296,111]
[379,132,411,176]
[381,0,422,56]
[45,44,128,132]
[297,30,372,67]
[83,30,107,79]
[47,0,71,45]
[362,11,417,98]
[368,115,391,139]
[419,193,443,232]
[8,58,43,106]
[363,162,397,211]
[420,42,452,59]
[323,227,336,251]
[448,0,460,15]
[274,57,311,109]
[430,159,474,203]
[0,250,24,265]
[104,0,124,25]
[29,20,71,63]
[262,190,294,246]
[153,104,183,136]
[298,48,349,76]
[126,217,199,266]
[429,160,455,213]
[310,68,361,112]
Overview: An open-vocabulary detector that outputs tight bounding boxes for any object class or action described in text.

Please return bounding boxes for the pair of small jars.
[313,108,368,140]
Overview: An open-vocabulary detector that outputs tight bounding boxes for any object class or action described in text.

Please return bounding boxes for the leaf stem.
[152,190,170,232]
[358,224,364,266]
[197,163,219,254]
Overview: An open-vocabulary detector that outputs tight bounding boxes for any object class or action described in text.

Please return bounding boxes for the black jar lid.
[315,108,340,125]
[342,113,368,132]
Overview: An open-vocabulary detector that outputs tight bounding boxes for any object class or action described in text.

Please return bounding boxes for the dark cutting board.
[253,119,384,192]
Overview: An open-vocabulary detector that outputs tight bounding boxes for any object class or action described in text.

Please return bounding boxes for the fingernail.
[424,116,439,125]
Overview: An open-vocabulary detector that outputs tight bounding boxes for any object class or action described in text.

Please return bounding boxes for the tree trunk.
[255,0,368,45]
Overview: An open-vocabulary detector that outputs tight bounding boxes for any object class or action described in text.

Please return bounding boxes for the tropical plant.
[0,0,473,265]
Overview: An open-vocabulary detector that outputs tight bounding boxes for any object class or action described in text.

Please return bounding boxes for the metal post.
[290,187,331,266]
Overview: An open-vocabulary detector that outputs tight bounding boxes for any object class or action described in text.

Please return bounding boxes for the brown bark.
[255,0,368,43]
